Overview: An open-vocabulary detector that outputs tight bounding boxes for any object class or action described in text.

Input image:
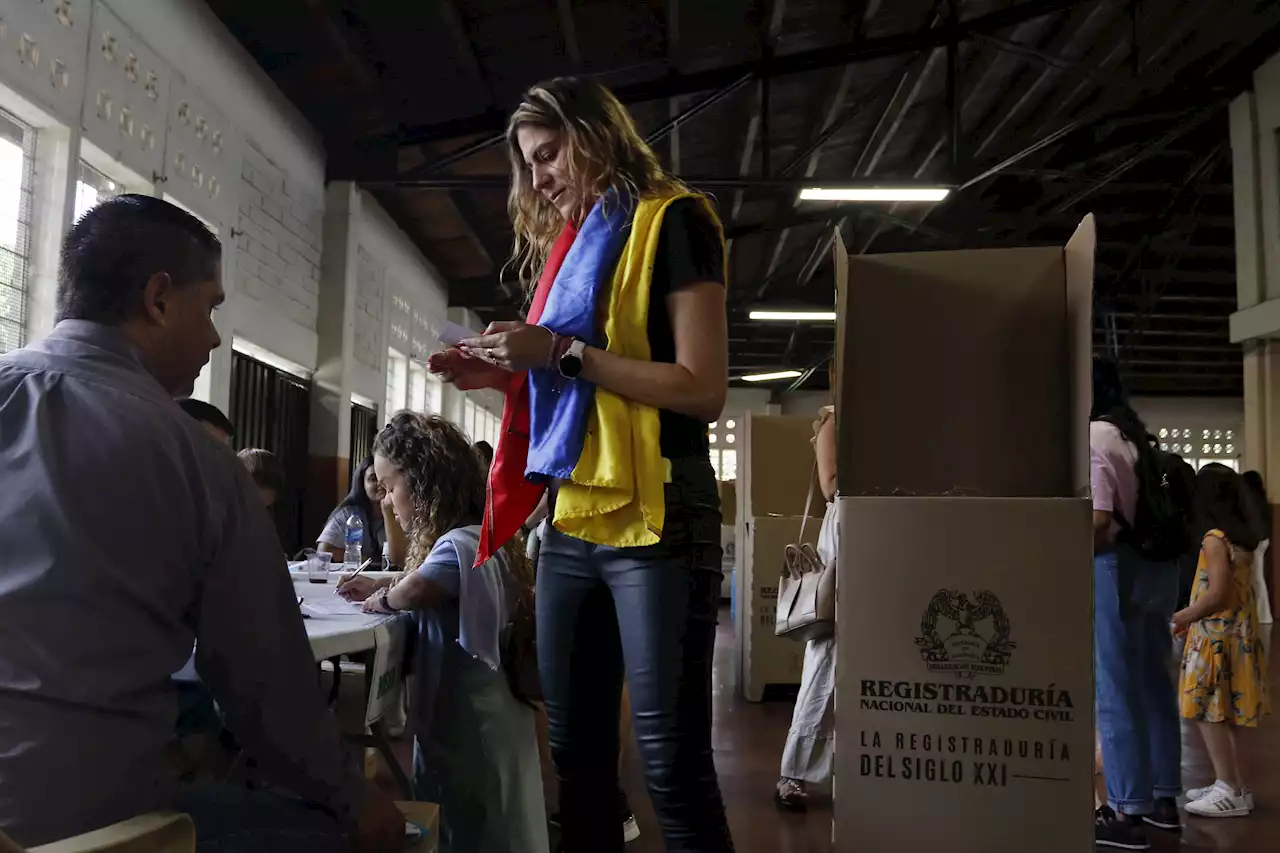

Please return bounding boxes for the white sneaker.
[1186,782,1255,810]
[622,814,641,843]
[1185,781,1252,818]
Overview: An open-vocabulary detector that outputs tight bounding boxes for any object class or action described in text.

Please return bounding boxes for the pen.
[333,557,374,595]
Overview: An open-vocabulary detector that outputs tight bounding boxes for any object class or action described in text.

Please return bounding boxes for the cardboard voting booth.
[832,217,1096,853]
[736,415,827,701]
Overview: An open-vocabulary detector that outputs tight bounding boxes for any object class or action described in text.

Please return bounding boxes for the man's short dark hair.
[238,448,286,493]
[57,194,221,324]
[177,397,235,439]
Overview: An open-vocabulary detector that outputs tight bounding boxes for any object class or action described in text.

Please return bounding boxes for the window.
[73,161,121,223]
[463,399,478,439]
[385,348,407,416]
[0,109,34,354]
[424,371,443,415]
[720,448,737,481]
[1156,426,1238,460]
[710,449,737,481]
[408,361,427,413]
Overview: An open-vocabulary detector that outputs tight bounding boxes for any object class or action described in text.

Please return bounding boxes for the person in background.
[317,456,386,564]
[238,447,286,509]
[178,396,235,445]
[1175,463,1271,817]
[776,370,837,812]
[1170,455,1200,611]
[431,77,732,852]
[1090,358,1182,850]
[474,440,495,470]
[1242,470,1273,624]
[0,195,403,849]
[337,413,548,853]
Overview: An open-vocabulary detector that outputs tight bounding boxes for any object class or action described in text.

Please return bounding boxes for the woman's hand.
[1171,608,1194,636]
[459,321,557,373]
[363,588,396,614]
[427,347,510,391]
[336,574,381,602]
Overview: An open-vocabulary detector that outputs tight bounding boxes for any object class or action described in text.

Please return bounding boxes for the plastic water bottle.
[382,540,391,572]
[344,513,364,571]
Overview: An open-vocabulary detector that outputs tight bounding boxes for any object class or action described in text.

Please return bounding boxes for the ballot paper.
[436,321,479,347]
[298,596,367,618]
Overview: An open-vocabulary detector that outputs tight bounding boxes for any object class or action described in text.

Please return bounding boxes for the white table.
[293,577,401,660]
[291,577,413,797]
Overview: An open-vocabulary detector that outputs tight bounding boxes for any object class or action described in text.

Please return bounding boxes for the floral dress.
[1178,530,1271,726]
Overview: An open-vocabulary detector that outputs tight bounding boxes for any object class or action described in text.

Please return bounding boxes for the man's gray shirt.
[0,321,366,844]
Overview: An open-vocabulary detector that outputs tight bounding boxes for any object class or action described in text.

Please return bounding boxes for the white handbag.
[774,462,835,642]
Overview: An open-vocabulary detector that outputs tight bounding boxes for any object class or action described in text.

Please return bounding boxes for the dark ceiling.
[207,0,1280,397]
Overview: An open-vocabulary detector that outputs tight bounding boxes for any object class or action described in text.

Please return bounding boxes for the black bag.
[1110,425,1193,562]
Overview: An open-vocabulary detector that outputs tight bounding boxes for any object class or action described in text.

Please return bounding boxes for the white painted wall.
[0,0,484,452]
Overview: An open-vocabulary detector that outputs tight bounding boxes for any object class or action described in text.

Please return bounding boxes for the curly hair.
[504,76,691,290]
[373,412,532,589]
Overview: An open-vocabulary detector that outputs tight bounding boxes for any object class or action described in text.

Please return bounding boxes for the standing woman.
[776,370,837,811]
[430,77,732,852]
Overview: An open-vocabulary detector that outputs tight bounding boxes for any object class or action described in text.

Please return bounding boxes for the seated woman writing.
[337,412,548,853]
[316,456,385,563]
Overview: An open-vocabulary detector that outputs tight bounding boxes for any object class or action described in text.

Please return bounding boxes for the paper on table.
[299,596,367,618]
[437,321,479,347]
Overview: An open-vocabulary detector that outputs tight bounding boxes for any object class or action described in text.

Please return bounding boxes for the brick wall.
[354,245,384,371]
[235,139,324,330]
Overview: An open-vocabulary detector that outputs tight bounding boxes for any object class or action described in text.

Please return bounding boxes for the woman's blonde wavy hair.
[505,76,691,290]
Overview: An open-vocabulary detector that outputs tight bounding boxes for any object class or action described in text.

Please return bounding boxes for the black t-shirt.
[646,198,725,459]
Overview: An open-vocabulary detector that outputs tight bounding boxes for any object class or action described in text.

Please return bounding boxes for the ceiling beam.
[390,0,1096,147]
[379,175,954,191]
[666,0,680,173]
[722,0,789,261]
[439,0,495,105]
[556,0,584,69]
[780,11,944,299]
[756,1,884,284]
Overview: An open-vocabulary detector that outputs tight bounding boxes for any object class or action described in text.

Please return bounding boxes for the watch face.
[560,354,583,378]
[560,340,585,378]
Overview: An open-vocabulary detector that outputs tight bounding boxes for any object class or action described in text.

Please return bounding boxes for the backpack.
[1106,423,1193,561]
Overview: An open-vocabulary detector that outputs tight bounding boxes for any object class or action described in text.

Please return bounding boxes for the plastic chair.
[398,801,440,852]
[1,813,194,853]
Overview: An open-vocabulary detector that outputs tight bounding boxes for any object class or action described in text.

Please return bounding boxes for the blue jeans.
[1094,548,1182,815]
[538,457,734,853]
[173,787,348,852]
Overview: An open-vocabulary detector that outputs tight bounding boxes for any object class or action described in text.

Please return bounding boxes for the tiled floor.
[382,611,1279,852]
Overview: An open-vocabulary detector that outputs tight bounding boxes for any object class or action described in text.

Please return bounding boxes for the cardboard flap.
[837,247,1072,497]
[833,228,850,423]
[1064,215,1097,498]
[743,416,824,518]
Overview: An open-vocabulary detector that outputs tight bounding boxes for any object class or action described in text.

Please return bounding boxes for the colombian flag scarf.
[477,191,721,564]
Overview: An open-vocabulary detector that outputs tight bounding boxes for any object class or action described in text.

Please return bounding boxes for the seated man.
[0,195,403,851]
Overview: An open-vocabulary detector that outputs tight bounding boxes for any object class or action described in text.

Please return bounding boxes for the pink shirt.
[1090,420,1139,528]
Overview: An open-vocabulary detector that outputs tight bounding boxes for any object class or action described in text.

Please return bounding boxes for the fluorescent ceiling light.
[798,187,950,202]
[740,370,804,383]
[749,310,837,322]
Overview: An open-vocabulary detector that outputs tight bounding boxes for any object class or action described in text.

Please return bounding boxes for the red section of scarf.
[476,222,578,564]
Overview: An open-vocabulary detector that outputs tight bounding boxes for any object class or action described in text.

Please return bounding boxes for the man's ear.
[140,272,173,325]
